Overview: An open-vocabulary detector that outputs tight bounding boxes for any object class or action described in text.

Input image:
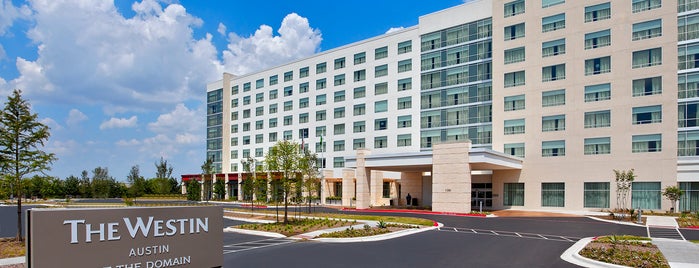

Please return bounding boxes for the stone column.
[370,170,384,206]
[224,174,230,200]
[320,170,333,205]
[341,169,355,207]
[432,141,472,213]
[237,174,243,201]
[401,172,423,206]
[354,149,371,209]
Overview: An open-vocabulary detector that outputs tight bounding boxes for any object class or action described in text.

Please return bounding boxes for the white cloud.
[148,103,201,134]
[222,13,322,75]
[116,139,141,146]
[217,22,226,36]
[45,139,78,155]
[0,44,5,60]
[66,108,87,126]
[386,27,405,34]
[0,0,31,36]
[41,117,62,131]
[3,0,222,111]
[100,116,137,130]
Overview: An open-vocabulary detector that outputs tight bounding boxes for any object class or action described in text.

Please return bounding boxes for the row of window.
[505,0,661,19]
[503,181,662,209]
[504,49,662,87]
[504,134,663,158]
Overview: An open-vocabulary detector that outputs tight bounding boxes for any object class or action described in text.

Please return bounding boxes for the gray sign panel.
[27,206,222,268]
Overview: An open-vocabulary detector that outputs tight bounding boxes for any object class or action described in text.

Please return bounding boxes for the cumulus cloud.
[0,0,31,36]
[66,108,87,126]
[116,139,141,146]
[0,44,5,60]
[386,27,405,34]
[45,139,78,155]
[41,117,62,131]
[100,116,137,130]
[222,13,322,75]
[217,22,226,36]
[3,0,222,111]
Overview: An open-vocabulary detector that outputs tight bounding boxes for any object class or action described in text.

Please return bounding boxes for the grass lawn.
[0,239,24,259]
[579,235,669,268]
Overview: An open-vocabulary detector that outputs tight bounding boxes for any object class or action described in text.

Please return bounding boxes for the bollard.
[479,201,483,213]
[637,207,643,224]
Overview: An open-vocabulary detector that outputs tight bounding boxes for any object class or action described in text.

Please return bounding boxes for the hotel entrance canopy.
[345,147,523,172]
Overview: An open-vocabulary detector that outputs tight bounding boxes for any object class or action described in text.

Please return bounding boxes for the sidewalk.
[646,215,679,228]
[645,216,699,268]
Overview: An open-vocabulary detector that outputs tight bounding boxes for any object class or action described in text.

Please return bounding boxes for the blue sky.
[0,0,465,180]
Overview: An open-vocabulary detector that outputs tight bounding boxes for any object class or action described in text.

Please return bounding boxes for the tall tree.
[185,179,201,201]
[201,158,214,201]
[0,89,56,241]
[299,149,320,213]
[127,165,146,197]
[91,167,112,198]
[63,175,81,197]
[265,140,302,223]
[154,157,178,194]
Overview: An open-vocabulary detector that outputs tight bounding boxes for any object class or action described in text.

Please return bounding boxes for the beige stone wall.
[432,142,472,213]
[341,169,355,207]
[400,172,423,206]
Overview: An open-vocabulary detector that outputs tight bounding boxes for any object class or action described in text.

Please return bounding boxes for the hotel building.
[199,0,699,213]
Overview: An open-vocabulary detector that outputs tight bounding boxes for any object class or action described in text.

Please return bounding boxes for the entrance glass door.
[471,183,492,210]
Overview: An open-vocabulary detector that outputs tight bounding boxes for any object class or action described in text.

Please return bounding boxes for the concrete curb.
[560,237,628,268]
[312,226,437,243]
[224,216,275,224]
[223,227,287,238]
[585,216,646,227]
[0,257,24,266]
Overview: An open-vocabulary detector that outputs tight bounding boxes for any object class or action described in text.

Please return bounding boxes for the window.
[316,62,326,74]
[542,0,564,8]
[542,13,565,32]
[316,110,326,121]
[354,70,366,82]
[334,107,345,119]
[398,78,412,91]
[299,97,309,108]
[299,113,309,124]
[334,90,345,102]
[375,46,388,60]
[679,0,698,13]
[422,51,442,70]
[333,140,345,152]
[284,86,293,97]
[632,182,661,210]
[633,77,661,97]
[679,73,699,99]
[334,57,345,70]
[375,64,388,77]
[503,183,524,206]
[231,150,238,159]
[678,130,699,156]
[382,182,391,198]
[584,182,609,208]
[242,149,250,158]
[354,52,366,65]
[542,140,565,157]
[353,104,366,116]
[632,0,661,13]
[269,89,278,100]
[632,134,662,153]
[284,71,293,82]
[231,124,238,133]
[374,136,388,148]
[255,106,263,116]
[542,39,565,57]
[283,115,293,126]
[678,44,699,70]
[243,96,250,105]
[542,183,564,207]
[242,136,250,145]
[504,143,525,158]
[269,118,278,128]
[334,124,345,135]
[679,14,699,42]
[375,100,388,113]
[584,137,611,155]
[353,121,365,133]
[398,115,412,128]
[584,110,611,128]
[269,75,278,85]
[398,60,412,73]
[542,115,565,132]
[243,109,250,118]
[299,82,309,93]
[585,56,611,75]
[585,3,610,22]
[316,126,326,137]
[542,89,565,107]
[354,138,365,150]
[504,47,525,64]
[632,48,662,68]
[333,157,344,168]
[542,64,565,82]
[398,97,412,110]
[676,101,698,127]
[504,119,525,135]
[397,134,411,147]
[232,85,239,95]
[299,67,309,78]
[584,83,611,102]
[256,79,264,89]
[243,82,251,92]
[283,101,293,111]
[398,40,412,54]
[375,82,388,95]
[334,74,345,86]
[231,112,238,120]
[584,30,611,49]
[375,118,388,131]
[231,99,239,109]
[269,103,278,114]
[504,71,525,87]
[316,94,326,105]
[679,182,699,211]
[316,78,326,90]
[504,0,525,17]
[354,87,366,99]
[504,23,525,40]
[255,134,263,144]
[632,19,662,40]
[504,95,525,111]
[255,93,264,103]
[632,105,662,124]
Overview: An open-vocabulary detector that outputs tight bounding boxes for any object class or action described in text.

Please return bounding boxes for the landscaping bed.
[579,236,669,268]
[318,222,418,238]
[236,218,355,236]
[0,238,24,259]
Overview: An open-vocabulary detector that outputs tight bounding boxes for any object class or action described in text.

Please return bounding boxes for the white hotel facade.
[201,0,699,213]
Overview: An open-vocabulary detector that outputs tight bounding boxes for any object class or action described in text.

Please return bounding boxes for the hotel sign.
[26,206,222,268]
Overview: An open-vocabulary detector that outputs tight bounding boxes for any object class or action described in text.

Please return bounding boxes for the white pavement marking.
[223,238,295,254]
[490,230,498,235]
[471,229,477,233]
[515,233,522,237]
[453,228,458,232]
[537,234,548,240]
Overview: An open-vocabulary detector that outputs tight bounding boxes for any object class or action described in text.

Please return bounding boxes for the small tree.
[185,179,201,201]
[0,89,56,241]
[213,179,226,200]
[201,158,214,201]
[614,169,635,212]
[299,149,320,213]
[662,186,684,212]
[127,165,146,197]
[265,140,302,224]
[241,156,258,214]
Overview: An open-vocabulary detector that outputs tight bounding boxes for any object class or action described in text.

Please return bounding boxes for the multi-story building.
[198,0,699,213]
